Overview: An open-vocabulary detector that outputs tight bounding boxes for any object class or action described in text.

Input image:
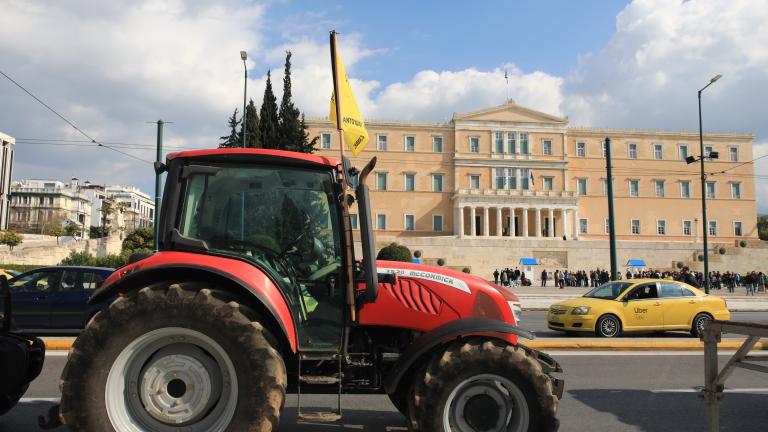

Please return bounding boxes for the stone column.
[470,206,476,237]
[483,207,490,237]
[496,207,502,237]
[511,207,517,237]
[548,208,555,238]
[458,206,465,238]
[562,209,569,240]
[522,208,529,238]
[535,208,542,238]
[573,208,580,240]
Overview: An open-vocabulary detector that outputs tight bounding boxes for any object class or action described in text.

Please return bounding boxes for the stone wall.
[0,235,122,266]
[370,236,768,280]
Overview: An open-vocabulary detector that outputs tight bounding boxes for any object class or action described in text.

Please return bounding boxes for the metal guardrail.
[701,320,768,431]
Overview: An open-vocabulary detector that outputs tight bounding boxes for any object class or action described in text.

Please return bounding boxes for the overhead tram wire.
[709,153,768,176]
[14,139,197,151]
[0,69,152,164]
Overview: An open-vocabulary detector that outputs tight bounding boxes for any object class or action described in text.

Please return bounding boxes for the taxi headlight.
[508,301,523,324]
[571,306,591,315]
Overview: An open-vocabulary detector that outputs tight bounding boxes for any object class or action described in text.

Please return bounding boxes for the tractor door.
[176,163,346,351]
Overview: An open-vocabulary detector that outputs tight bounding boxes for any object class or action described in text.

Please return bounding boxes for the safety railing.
[701,320,768,432]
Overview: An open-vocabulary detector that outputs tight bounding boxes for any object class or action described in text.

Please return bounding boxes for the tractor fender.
[90,255,298,353]
[384,317,535,395]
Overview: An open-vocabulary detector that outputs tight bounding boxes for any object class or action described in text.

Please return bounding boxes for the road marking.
[45,351,69,357]
[651,388,768,394]
[20,398,59,402]
[543,350,768,356]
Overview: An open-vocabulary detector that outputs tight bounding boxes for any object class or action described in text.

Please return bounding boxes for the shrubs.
[122,227,154,252]
[376,243,412,262]
[59,250,129,268]
[0,231,23,251]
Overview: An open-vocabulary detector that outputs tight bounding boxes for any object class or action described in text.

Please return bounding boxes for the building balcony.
[454,188,576,198]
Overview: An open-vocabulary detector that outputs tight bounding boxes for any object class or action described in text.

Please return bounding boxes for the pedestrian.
[514,267,521,287]
[541,269,548,287]
[493,269,500,285]
[499,269,508,287]
[681,267,699,288]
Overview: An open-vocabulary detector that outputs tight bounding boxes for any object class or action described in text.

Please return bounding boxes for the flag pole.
[330,30,357,322]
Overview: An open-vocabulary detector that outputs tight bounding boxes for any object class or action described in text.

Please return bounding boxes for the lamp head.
[240,50,247,61]
[711,74,722,83]
[685,156,697,164]
[708,151,719,160]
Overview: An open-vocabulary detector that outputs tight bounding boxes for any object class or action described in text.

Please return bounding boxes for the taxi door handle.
[688,300,696,304]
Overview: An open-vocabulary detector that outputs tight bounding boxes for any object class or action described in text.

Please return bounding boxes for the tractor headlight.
[571,306,591,315]
[508,301,523,324]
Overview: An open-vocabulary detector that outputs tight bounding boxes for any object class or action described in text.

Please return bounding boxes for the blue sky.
[1,0,766,212]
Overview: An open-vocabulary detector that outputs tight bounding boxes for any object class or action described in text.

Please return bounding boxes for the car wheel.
[691,313,713,338]
[596,315,621,338]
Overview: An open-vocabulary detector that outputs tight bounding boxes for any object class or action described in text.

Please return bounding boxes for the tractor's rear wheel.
[411,338,558,432]
[60,283,287,432]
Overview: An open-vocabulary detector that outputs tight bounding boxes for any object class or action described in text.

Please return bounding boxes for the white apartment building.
[10,178,91,233]
[105,185,155,230]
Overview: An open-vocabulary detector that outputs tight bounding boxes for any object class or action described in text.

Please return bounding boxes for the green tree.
[297,114,319,154]
[47,225,65,244]
[241,99,261,148]
[758,215,768,241]
[0,231,23,251]
[278,51,302,152]
[219,109,242,148]
[65,223,81,239]
[259,70,280,149]
[122,227,154,253]
[59,250,96,266]
[376,243,412,262]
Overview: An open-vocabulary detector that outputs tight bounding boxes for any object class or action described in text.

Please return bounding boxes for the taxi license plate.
[550,315,560,322]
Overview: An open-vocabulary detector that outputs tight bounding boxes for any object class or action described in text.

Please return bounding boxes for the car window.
[82,271,106,290]
[660,282,684,298]
[10,271,58,293]
[584,282,632,300]
[681,288,696,297]
[625,283,658,301]
[60,270,81,292]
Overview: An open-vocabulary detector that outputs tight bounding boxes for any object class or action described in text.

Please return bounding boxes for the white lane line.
[20,398,59,402]
[651,388,768,394]
[543,351,768,356]
[45,351,69,357]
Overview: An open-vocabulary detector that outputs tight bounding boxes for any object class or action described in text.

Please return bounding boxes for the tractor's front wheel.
[411,338,558,432]
[60,283,287,432]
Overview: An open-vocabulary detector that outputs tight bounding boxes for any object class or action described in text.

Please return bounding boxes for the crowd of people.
[491,266,768,295]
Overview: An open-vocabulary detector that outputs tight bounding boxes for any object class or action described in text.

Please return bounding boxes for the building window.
[731,182,741,199]
[601,179,608,196]
[432,136,443,153]
[681,181,691,198]
[683,220,692,236]
[495,169,505,189]
[469,137,480,153]
[604,218,610,234]
[678,145,689,160]
[377,134,388,151]
[405,135,416,152]
[520,133,529,154]
[542,139,552,156]
[729,147,739,162]
[521,169,531,190]
[654,144,663,160]
[734,221,743,237]
[629,179,640,197]
[470,175,480,190]
[433,214,444,232]
[494,132,504,153]
[376,214,387,230]
[577,178,587,196]
[706,182,716,199]
[507,132,516,154]
[657,220,667,235]
[579,218,588,234]
[376,172,388,191]
[576,142,586,157]
[708,220,717,236]
[432,174,444,192]
[628,143,638,159]
[601,141,607,158]
[631,219,641,235]
[543,177,554,191]
[655,180,665,197]
[349,213,359,230]
[321,132,331,149]
[404,174,415,192]
[404,214,415,231]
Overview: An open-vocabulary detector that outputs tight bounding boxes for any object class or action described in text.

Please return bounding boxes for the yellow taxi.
[547,279,730,337]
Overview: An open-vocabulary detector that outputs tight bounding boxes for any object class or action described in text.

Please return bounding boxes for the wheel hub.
[445,374,529,432]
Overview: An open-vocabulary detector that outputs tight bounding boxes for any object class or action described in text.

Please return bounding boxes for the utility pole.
[605,137,618,280]
[154,120,164,252]
[241,51,248,148]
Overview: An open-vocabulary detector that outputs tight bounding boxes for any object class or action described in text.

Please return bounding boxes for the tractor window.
[179,164,345,350]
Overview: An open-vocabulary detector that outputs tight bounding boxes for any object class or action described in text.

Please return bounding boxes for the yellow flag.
[330,49,369,156]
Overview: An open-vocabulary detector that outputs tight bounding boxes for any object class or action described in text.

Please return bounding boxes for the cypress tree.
[241,98,260,148]
[259,70,280,149]
[278,51,302,152]
[219,109,241,148]
[297,114,319,154]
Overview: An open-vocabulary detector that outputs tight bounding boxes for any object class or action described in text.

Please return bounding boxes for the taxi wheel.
[691,313,713,338]
[596,315,621,338]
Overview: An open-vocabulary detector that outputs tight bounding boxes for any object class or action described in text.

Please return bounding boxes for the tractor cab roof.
[167,148,340,168]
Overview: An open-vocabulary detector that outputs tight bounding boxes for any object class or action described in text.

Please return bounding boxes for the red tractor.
[59,148,563,432]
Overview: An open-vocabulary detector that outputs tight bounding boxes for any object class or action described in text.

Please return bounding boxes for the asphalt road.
[4,350,768,431]
[522,310,768,338]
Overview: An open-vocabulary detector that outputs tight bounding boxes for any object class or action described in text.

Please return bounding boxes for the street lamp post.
[695,74,722,294]
[240,50,248,148]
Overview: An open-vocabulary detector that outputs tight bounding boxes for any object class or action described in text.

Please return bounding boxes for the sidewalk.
[504,285,768,311]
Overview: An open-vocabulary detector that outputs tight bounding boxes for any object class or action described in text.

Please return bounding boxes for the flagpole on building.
[330,30,357,322]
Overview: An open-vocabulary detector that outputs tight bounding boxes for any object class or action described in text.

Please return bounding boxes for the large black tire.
[411,338,559,432]
[0,384,28,416]
[388,393,408,416]
[60,282,287,432]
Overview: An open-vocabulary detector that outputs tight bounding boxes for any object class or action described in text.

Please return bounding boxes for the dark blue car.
[8,266,115,335]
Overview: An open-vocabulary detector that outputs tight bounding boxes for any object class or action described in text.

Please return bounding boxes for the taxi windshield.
[584,282,633,300]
